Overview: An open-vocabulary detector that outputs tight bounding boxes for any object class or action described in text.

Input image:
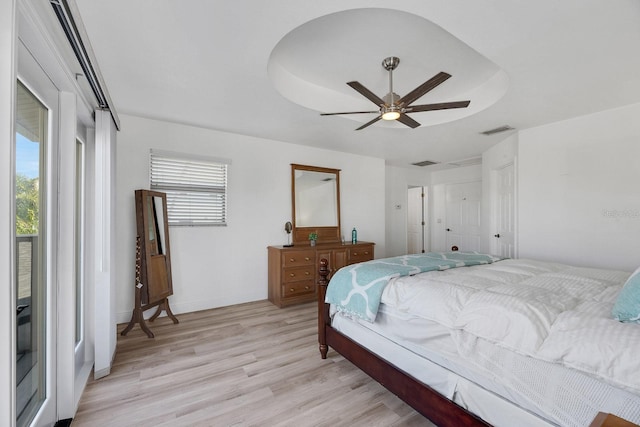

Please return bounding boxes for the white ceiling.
[74,0,640,168]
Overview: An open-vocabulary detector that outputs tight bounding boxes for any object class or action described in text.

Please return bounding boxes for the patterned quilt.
[325,251,505,322]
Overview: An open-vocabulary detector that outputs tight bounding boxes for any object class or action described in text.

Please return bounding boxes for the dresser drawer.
[283,279,315,298]
[283,250,315,267]
[349,246,374,264]
[282,265,315,283]
[268,243,374,308]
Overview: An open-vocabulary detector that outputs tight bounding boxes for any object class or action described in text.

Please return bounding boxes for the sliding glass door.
[15,27,60,425]
[15,81,48,427]
[11,2,98,425]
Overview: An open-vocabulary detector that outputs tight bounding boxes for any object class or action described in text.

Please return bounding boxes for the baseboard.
[94,365,110,380]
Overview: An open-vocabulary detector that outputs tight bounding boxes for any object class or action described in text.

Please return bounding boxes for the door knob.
[494,233,500,238]
[446,228,451,231]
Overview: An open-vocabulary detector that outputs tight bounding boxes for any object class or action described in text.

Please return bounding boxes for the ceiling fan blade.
[407,100,471,112]
[355,115,382,130]
[398,72,451,107]
[347,81,386,106]
[320,110,379,116]
[397,113,421,129]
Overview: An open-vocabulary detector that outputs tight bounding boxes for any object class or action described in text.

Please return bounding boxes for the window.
[150,150,229,226]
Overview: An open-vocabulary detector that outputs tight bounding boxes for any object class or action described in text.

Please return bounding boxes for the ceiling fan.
[321,57,471,130]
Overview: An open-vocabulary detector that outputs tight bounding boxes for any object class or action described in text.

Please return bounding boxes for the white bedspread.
[380,259,640,394]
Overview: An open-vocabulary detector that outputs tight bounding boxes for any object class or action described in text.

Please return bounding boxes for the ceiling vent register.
[480,125,515,135]
[412,160,440,167]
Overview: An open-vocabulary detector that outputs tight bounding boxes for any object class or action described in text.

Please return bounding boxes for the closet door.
[407,186,426,254]
[445,182,481,252]
[493,163,516,258]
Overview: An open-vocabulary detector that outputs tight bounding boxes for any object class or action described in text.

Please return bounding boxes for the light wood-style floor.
[72,300,435,427]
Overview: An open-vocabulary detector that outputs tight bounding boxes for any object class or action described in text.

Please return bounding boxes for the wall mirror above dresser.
[291,163,341,244]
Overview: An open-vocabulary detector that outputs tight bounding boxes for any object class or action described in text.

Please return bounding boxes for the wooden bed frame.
[316,258,490,427]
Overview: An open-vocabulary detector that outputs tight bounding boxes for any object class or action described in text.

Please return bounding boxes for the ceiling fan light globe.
[382,111,401,121]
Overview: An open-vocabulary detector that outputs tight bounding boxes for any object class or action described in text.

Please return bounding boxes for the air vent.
[480,125,515,136]
[412,160,440,167]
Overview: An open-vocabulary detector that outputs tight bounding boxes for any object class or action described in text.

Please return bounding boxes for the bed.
[316,252,640,427]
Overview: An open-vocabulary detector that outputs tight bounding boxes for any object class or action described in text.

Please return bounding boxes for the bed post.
[317,258,330,359]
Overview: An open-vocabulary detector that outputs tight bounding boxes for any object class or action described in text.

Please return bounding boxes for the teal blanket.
[325,251,505,322]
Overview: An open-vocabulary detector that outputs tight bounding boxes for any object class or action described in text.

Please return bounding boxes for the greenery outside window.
[150,149,229,226]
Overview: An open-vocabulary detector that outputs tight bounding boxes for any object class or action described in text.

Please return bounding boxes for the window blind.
[150,150,229,226]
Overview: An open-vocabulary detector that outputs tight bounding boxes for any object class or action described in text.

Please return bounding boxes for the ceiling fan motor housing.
[383,92,401,107]
[382,56,400,71]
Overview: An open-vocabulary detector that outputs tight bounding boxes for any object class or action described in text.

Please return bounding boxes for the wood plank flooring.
[72,300,435,427]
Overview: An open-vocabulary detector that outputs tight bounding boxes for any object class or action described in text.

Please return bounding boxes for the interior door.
[407,186,426,253]
[493,164,516,257]
[445,182,481,252]
[445,183,464,250]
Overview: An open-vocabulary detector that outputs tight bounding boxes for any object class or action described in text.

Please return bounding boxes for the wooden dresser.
[267,241,374,307]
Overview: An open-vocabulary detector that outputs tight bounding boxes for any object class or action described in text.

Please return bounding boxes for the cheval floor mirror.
[122,189,178,338]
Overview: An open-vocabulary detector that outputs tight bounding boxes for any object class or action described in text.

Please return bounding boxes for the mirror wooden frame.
[137,190,173,304]
[291,164,341,245]
[122,189,178,338]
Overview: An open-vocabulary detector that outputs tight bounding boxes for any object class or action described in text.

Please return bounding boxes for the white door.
[407,187,427,253]
[493,164,516,257]
[445,182,481,252]
[445,183,464,250]
[16,41,58,427]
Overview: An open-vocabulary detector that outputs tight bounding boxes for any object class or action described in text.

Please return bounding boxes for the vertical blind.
[150,150,229,226]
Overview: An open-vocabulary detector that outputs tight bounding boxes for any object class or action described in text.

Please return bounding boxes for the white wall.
[519,102,640,271]
[384,165,430,257]
[115,114,386,322]
[111,92,640,354]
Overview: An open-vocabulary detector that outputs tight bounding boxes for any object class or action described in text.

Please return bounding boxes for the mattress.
[329,259,640,427]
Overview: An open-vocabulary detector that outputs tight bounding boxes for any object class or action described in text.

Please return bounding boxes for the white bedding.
[380,259,640,394]
[331,258,640,426]
[333,305,640,427]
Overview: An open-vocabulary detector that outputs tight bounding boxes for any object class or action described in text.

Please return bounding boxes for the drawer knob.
[290,288,295,292]
[364,251,369,255]
[305,271,310,275]
[304,257,310,261]
[305,286,310,290]
[353,252,358,256]
[289,273,295,277]
[289,258,295,263]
